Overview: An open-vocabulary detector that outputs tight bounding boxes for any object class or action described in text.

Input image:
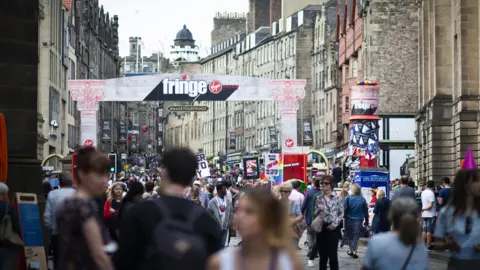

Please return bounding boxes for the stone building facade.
[312,1,338,153]
[336,0,362,157]
[73,0,121,155]
[211,12,247,46]
[1,0,43,194]
[360,0,419,178]
[36,0,119,166]
[193,5,320,162]
[415,0,480,183]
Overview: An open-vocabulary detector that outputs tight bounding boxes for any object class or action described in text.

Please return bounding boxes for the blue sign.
[18,203,44,247]
[354,170,390,198]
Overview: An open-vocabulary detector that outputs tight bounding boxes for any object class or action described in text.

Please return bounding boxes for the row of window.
[67,124,78,149]
[201,132,278,156]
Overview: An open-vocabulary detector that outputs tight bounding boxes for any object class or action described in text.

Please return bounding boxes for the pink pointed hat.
[461,146,478,170]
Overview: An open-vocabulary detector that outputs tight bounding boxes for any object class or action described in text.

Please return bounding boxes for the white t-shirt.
[288,189,305,206]
[421,188,436,218]
[225,189,233,205]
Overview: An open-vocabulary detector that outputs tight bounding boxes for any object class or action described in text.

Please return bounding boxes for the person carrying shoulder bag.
[0,182,24,270]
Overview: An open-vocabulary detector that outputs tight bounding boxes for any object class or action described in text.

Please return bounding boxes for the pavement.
[231,233,448,270]
[47,235,448,270]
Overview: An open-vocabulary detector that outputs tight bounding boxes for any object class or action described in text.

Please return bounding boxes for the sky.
[99,0,248,57]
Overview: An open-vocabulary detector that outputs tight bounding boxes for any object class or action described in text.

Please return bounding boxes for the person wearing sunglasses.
[278,182,304,249]
[432,169,480,269]
[314,175,344,270]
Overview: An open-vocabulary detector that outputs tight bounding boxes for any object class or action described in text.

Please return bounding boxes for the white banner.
[264,153,280,177]
[196,153,210,177]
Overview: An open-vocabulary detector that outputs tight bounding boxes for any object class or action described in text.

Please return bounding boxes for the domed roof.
[175,25,194,41]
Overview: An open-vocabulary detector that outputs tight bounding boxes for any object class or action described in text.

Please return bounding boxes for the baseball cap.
[215,180,226,188]
[193,180,201,186]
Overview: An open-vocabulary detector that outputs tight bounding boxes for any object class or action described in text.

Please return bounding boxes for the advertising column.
[102,120,111,144]
[347,81,381,168]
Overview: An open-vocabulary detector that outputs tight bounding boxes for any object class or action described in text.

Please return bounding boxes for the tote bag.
[0,204,24,248]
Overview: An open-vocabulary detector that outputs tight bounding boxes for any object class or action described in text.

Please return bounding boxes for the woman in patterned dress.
[56,147,114,270]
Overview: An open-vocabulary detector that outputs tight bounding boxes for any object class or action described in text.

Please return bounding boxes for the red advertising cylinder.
[348,81,380,168]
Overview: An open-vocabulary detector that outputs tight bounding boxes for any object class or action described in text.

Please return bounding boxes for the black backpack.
[145,199,208,269]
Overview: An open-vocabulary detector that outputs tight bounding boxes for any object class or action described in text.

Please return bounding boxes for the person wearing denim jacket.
[344,184,369,259]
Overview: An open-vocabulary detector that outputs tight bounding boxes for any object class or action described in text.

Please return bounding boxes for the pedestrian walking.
[113,147,222,270]
[433,168,480,268]
[363,197,428,270]
[43,172,75,269]
[278,182,304,249]
[56,147,114,270]
[0,182,23,270]
[301,177,321,267]
[206,188,302,270]
[103,182,124,241]
[207,180,233,247]
[344,184,369,259]
[371,190,390,234]
[314,175,344,270]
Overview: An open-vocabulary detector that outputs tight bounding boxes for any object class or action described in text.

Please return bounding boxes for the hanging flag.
[137,39,145,47]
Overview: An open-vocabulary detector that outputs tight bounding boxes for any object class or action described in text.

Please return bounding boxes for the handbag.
[0,204,24,248]
[310,194,326,233]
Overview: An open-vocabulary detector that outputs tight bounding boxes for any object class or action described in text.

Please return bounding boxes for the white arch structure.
[68,74,307,154]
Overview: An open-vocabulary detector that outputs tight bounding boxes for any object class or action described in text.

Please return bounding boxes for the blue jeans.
[0,247,20,270]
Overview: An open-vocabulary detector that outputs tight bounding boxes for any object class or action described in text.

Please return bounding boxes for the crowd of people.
[0,146,479,270]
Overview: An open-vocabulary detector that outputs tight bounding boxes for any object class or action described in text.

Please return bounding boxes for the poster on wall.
[196,153,210,177]
[119,121,127,143]
[302,120,313,146]
[243,157,259,179]
[229,132,236,150]
[102,120,111,141]
[264,153,280,177]
[269,126,277,145]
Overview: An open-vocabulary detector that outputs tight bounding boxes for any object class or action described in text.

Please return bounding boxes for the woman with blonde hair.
[189,185,204,207]
[278,182,305,248]
[371,189,391,234]
[207,188,302,270]
[343,184,368,259]
[103,182,124,241]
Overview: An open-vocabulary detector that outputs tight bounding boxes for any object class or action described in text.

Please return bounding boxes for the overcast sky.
[99,0,248,57]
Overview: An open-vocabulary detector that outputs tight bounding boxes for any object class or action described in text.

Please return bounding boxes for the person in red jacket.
[104,182,124,240]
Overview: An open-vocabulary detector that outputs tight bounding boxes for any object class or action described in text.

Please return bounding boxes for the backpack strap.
[154,199,203,231]
[2,203,7,222]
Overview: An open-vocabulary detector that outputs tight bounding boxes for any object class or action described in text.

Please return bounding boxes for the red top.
[103,199,119,222]
[370,195,377,205]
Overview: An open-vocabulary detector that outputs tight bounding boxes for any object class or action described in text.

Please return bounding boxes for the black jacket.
[372,197,391,233]
[113,196,222,270]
